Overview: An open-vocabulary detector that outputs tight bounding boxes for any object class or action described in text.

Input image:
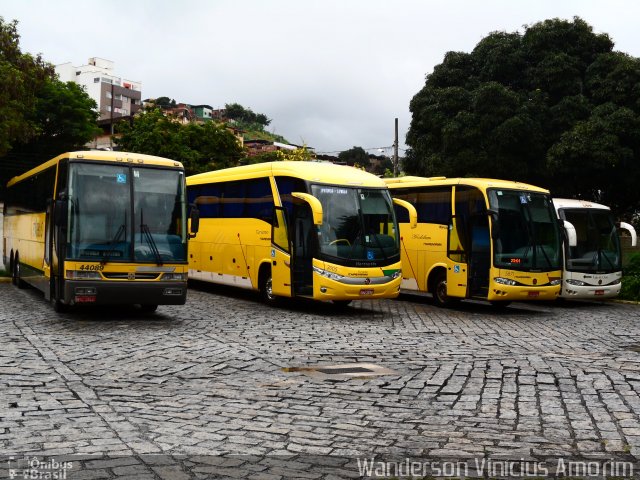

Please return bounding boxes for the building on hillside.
[56,57,142,149]
[56,58,142,121]
[244,140,302,157]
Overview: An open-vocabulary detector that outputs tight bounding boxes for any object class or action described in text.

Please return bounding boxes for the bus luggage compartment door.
[271,248,292,297]
[447,262,468,298]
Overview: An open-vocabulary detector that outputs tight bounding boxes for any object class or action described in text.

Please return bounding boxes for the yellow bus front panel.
[488,267,562,301]
[312,259,402,300]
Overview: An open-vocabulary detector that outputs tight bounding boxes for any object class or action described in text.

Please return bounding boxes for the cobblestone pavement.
[2,281,640,479]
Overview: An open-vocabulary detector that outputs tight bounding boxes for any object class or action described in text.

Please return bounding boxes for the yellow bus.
[187,161,413,305]
[385,176,563,307]
[3,151,198,312]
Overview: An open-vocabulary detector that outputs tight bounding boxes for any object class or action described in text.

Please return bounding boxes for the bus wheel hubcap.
[266,278,274,299]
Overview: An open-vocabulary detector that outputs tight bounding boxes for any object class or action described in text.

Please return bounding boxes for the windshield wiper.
[140,209,163,265]
[101,223,125,264]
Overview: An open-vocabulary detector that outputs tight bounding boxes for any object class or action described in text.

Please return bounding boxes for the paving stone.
[2,284,640,478]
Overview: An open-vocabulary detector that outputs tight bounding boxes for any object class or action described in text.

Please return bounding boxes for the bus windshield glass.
[67,163,187,263]
[311,185,399,265]
[488,189,562,271]
[560,208,621,272]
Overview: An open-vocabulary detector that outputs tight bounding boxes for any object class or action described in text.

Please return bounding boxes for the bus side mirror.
[189,204,200,238]
[620,221,637,247]
[54,199,68,227]
[392,198,417,229]
[563,220,577,247]
[291,192,323,225]
[488,209,500,239]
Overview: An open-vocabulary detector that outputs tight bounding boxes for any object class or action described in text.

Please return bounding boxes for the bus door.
[452,186,490,298]
[270,207,292,297]
[43,201,53,301]
[291,201,314,296]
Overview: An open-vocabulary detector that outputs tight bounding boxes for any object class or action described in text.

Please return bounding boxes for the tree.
[405,17,640,214]
[338,146,369,167]
[17,79,101,157]
[0,17,55,156]
[115,107,244,175]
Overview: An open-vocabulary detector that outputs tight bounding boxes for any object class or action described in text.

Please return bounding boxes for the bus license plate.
[360,289,374,296]
[527,291,539,298]
[595,290,605,296]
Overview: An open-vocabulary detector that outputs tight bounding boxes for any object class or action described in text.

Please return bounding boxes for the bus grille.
[102,273,161,280]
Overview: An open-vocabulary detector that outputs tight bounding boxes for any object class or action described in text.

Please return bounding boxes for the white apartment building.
[55,57,142,122]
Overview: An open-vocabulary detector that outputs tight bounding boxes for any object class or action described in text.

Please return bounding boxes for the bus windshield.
[66,162,187,263]
[560,208,621,272]
[488,189,562,271]
[311,185,399,265]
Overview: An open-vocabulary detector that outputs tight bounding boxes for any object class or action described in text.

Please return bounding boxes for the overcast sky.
[2,0,639,156]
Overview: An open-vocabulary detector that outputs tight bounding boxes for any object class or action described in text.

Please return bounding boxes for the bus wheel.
[260,272,279,306]
[13,255,27,289]
[432,271,456,308]
[10,252,16,286]
[52,297,68,313]
[140,304,158,313]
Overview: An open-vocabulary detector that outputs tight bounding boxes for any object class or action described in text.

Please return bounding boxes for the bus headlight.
[162,272,187,281]
[566,279,586,286]
[66,270,101,280]
[549,279,562,286]
[391,270,402,279]
[494,277,517,286]
[312,266,344,281]
[607,278,622,285]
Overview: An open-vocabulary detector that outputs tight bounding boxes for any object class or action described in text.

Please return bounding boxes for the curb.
[610,298,640,305]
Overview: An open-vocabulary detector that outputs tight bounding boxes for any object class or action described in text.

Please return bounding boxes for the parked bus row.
[3,151,635,312]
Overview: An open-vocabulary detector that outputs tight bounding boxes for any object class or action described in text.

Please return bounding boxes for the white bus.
[554,198,636,299]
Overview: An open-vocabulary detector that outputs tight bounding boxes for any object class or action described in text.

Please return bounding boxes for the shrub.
[619,253,640,301]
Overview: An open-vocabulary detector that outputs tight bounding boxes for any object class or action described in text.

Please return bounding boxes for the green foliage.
[405,17,640,214]
[115,107,244,175]
[19,79,101,156]
[619,253,640,301]
[338,146,369,166]
[154,96,176,108]
[0,16,55,155]
[225,102,271,127]
[275,145,315,162]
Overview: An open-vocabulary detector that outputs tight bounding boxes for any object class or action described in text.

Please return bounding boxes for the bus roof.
[553,198,610,211]
[187,161,388,187]
[7,151,184,187]
[384,176,550,194]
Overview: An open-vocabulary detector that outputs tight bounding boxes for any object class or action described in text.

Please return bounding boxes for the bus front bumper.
[560,283,621,299]
[63,280,187,306]
[488,284,561,302]
[313,275,402,301]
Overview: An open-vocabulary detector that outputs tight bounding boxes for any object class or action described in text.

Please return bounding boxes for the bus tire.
[13,254,27,289]
[9,252,16,286]
[431,270,457,308]
[140,304,158,313]
[259,268,279,306]
[52,297,68,313]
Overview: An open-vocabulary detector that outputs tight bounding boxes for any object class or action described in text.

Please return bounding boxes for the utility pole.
[110,81,115,150]
[393,117,399,177]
